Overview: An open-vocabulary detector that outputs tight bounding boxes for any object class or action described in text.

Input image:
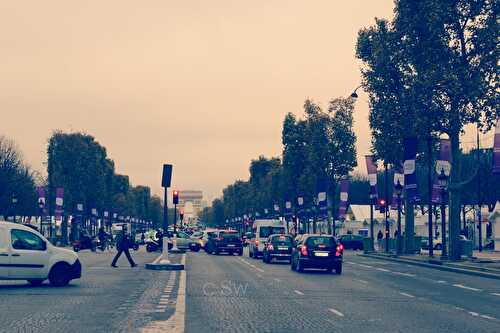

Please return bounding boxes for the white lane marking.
[469,312,479,317]
[480,314,496,320]
[436,280,447,284]
[376,268,391,272]
[329,308,344,317]
[255,267,265,273]
[358,264,373,269]
[392,272,416,277]
[354,279,368,284]
[294,290,304,296]
[452,284,481,292]
[256,274,263,278]
[491,293,500,297]
[399,292,415,298]
[274,278,281,283]
[345,261,355,265]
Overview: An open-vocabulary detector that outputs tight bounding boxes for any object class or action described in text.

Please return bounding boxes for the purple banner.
[391,167,404,210]
[403,137,419,203]
[365,155,378,204]
[338,179,349,219]
[432,139,452,204]
[55,187,64,218]
[493,117,500,175]
[317,179,328,214]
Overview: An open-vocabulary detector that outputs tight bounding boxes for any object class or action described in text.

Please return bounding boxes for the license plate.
[278,246,288,250]
[314,252,329,257]
[227,244,235,247]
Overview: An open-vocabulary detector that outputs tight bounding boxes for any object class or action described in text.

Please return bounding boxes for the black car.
[262,234,294,264]
[205,230,243,255]
[339,234,364,250]
[291,234,343,274]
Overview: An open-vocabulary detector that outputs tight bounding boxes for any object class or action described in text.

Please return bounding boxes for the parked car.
[290,234,343,274]
[262,234,293,264]
[339,234,364,250]
[205,230,243,255]
[0,221,81,286]
[174,231,201,252]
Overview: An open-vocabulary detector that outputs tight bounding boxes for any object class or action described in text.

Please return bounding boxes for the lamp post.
[11,194,18,223]
[395,180,403,255]
[438,168,449,259]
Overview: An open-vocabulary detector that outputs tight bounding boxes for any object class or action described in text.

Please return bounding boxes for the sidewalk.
[360,250,500,280]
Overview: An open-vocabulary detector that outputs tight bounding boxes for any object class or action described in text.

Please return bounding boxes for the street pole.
[384,163,389,253]
[370,202,374,251]
[397,194,402,255]
[441,197,447,259]
[163,187,168,233]
[173,203,177,235]
[427,136,434,257]
[477,127,482,252]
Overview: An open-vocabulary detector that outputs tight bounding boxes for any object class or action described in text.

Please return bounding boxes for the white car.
[0,221,81,286]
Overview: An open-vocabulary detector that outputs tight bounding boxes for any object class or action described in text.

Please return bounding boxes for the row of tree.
[0,131,166,228]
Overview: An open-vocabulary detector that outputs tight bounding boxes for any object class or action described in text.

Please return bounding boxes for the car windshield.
[306,236,335,247]
[271,235,292,245]
[259,226,285,238]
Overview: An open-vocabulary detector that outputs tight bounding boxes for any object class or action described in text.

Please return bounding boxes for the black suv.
[290,234,343,274]
[205,230,243,256]
[262,234,294,264]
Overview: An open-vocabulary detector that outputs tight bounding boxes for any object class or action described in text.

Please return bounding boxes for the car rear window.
[221,233,239,239]
[259,226,285,238]
[271,235,292,245]
[306,236,335,247]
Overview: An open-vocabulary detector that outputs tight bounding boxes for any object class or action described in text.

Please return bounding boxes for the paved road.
[0,247,183,333]
[186,249,500,333]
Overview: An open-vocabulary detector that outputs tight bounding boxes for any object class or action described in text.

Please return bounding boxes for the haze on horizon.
[2,1,398,202]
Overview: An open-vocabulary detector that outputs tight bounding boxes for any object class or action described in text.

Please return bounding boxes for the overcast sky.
[6,0,483,202]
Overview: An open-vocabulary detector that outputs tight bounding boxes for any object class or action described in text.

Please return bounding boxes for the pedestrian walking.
[377,230,383,251]
[111,227,137,268]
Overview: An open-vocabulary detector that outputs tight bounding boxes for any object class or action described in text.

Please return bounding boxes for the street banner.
[403,137,419,203]
[37,187,46,211]
[338,179,349,219]
[391,167,404,210]
[55,188,64,218]
[365,155,378,204]
[91,208,98,217]
[285,197,292,217]
[317,179,328,213]
[432,139,452,204]
[493,117,500,175]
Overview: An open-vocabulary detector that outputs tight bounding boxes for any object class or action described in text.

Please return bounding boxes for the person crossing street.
[111,227,137,268]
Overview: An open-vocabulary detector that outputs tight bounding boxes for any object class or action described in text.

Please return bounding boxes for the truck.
[248,219,287,258]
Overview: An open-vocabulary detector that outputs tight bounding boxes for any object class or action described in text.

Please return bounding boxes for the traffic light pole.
[384,163,389,253]
[163,187,169,233]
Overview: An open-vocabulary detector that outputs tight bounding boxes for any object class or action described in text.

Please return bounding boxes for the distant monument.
[178,190,203,225]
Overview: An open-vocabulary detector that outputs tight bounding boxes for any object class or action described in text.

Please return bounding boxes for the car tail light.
[300,246,308,256]
[255,240,259,247]
[268,244,274,251]
[336,243,344,256]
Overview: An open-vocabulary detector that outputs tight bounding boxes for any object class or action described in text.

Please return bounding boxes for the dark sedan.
[291,234,343,274]
[339,234,364,250]
[262,234,293,264]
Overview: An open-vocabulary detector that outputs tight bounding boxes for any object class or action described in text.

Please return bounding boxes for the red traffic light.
[173,190,180,204]
[379,199,386,206]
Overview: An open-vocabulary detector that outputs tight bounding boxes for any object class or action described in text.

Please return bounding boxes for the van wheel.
[28,279,44,286]
[49,263,71,287]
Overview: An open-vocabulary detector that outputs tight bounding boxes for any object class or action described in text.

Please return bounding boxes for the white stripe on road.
[354,279,368,284]
[491,293,500,297]
[376,268,391,272]
[358,264,373,269]
[273,278,281,283]
[469,312,479,317]
[294,290,304,296]
[392,272,416,277]
[452,284,481,292]
[480,315,496,320]
[329,308,344,317]
[436,280,447,284]
[399,292,415,298]
[255,267,265,273]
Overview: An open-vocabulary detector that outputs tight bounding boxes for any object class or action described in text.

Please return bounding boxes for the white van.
[0,221,81,286]
[248,219,287,258]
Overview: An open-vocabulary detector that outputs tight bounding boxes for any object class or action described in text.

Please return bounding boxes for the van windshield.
[259,227,285,238]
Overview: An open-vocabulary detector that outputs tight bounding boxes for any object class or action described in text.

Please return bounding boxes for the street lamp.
[11,194,18,223]
[350,85,363,99]
[394,180,403,255]
[437,168,449,259]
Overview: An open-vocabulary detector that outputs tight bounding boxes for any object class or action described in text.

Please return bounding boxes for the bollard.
[159,236,170,264]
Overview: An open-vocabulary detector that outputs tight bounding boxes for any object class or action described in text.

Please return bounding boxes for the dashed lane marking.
[452,284,481,292]
[491,293,500,297]
[469,311,479,317]
[480,315,496,320]
[358,264,373,269]
[376,268,391,272]
[354,279,368,284]
[274,278,281,283]
[392,271,416,277]
[436,280,447,284]
[294,290,304,296]
[329,308,345,317]
[399,292,415,298]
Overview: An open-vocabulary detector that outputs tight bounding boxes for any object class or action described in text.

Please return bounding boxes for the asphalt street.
[1,247,499,333]
[0,247,183,333]
[186,249,500,333]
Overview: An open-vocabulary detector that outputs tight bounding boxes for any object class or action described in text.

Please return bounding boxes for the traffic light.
[173,190,179,205]
[378,198,386,213]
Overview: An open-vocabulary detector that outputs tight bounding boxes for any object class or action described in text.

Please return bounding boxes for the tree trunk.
[449,130,462,260]
[404,201,415,254]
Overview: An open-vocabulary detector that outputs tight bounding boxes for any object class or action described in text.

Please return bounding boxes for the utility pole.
[384,163,389,253]
[427,136,434,257]
[477,127,482,252]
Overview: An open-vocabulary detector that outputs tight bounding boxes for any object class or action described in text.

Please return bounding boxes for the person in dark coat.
[111,228,137,268]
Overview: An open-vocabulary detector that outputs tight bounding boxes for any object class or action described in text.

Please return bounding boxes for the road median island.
[359,253,500,281]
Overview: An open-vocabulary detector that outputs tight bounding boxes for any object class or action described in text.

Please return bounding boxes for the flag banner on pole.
[37,187,45,206]
[391,167,404,210]
[493,117,500,175]
[403,137,419,203]
[365,155,378,204]
[317,178,328,213]
[338,179,349,218]
[432,139,452,204]
[55,188,64,218]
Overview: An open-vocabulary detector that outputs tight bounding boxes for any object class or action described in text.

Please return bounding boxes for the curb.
[359,253,500,280]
